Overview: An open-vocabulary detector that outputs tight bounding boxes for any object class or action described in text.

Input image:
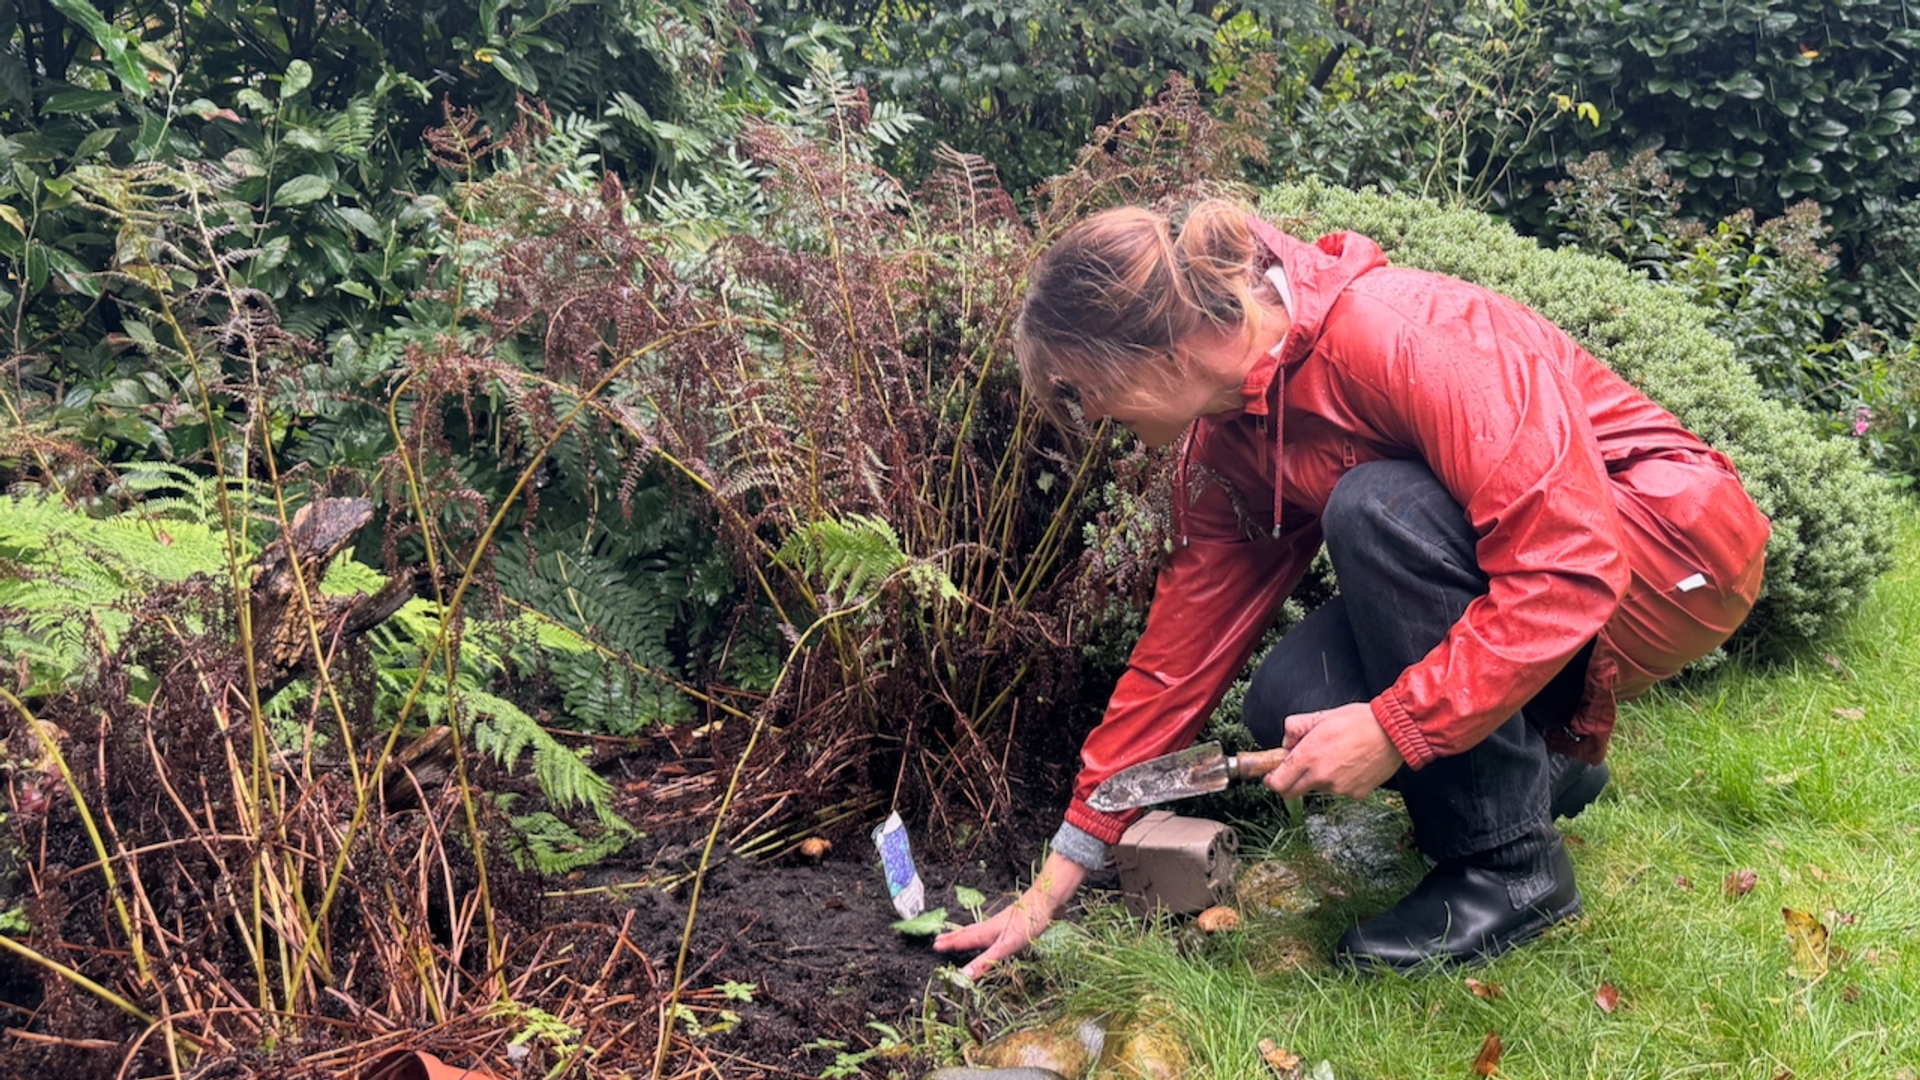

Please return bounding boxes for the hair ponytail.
[1016,199,1272,430]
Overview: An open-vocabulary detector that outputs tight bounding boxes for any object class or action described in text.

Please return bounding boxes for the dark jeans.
[1243,460,1592,862]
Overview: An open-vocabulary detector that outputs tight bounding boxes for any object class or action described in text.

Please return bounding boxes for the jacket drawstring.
[1176,425,1194,547]
[1271,365,1286,538]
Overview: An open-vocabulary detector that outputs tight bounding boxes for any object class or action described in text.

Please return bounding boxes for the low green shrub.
[1259,180,1899,646]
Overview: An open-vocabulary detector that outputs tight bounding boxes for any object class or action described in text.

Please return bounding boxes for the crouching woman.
[935,201,1770,974]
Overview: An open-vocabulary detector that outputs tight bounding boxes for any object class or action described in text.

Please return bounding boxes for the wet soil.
[609,848,1001,1073]
[590,729,1066,1076]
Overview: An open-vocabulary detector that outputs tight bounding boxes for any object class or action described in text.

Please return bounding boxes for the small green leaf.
[283,128,331,152]
[486,51,536,92]
[332,205,382,240]
[48,0,147,91]
[24,238,47,294]
[281,59,313,99]
[273,174,330,206]
[222,148,266,178]
[74,127,117,159]
[43,88,123,114]
[891,908,949,936]
[954,885,986,912]
[0,204,23,236]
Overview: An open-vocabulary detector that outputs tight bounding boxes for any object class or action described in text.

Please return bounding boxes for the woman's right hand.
[933,851,1088,979]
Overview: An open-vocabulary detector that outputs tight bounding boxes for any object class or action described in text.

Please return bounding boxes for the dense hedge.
[1259,181,1898,647]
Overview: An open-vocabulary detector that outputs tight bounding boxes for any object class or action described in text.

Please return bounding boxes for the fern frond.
[462,688,623,828]
[506,810,636,875]
[778,513,962,609]
[0,492,231,694]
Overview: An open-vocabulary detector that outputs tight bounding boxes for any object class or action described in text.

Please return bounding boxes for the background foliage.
[2,1,1918,1070]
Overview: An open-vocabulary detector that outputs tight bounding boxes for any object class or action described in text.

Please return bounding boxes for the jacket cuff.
[1049,821,1111,872]
[1064,798,1136,847]
[1372,691,1436,770]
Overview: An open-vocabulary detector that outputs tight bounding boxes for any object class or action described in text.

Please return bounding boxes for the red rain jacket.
[1064,220,1771,847]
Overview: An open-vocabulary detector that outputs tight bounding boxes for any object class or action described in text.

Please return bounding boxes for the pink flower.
[1854,407,1872,437]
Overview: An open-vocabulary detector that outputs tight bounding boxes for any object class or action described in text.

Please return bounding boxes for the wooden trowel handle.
[1230,747,1290,781]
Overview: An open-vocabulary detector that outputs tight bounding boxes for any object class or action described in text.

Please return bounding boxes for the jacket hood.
[1236,218,1389,411]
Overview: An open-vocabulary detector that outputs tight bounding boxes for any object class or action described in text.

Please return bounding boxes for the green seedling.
[891,908,951,936]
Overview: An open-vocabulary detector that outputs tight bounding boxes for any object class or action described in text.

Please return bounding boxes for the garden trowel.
[1085,742,1292,813]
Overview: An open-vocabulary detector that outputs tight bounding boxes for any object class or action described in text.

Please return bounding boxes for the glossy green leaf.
[485,51,536,92]
[273,174,330,206]
[281,59,313,99]
[48,0,147,91]
[74,127,117,160]
[332,206,382,240]
[43,88,123,114]
[24,238,47,294]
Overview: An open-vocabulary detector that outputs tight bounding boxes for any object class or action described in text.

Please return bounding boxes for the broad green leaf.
[0,204,22,236]
[24,238,47,294]
[890,907,949,936]
[43,88,123,114]
[332,206,382,241]
[273,174,330,206]
[954,885,986,911]
[484,50,537,92]
[281,59,313,99]
[74,127,117,160]
[222,148,266,179]
[48,0,147,91]
[283,128,331,152]
[237,88,273,114]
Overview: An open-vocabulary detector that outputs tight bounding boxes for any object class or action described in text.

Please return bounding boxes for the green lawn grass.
[1013,506,1920,1079]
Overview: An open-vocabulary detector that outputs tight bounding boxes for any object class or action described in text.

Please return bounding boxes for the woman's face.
[1079,317,1286,449]
[1079,370,1223,449]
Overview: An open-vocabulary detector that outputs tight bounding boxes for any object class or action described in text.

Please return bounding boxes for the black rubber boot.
[1334,829,1581,971]
[1548,756,1610,820]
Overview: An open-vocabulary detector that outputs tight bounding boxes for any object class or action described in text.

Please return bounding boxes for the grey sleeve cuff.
[1049,821,1111,872]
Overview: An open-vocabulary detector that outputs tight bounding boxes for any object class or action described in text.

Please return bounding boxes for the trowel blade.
[1085,741,1230,813]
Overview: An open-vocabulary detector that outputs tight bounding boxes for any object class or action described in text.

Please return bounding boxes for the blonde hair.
[1015,199,1273,431]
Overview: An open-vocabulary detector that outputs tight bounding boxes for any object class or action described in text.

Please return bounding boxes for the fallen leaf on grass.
[1784,907,1831,979]
[1821,653,1847,678]
[1464,977,1503,1000]
[1724,869,1758,898]
[1842,984,1863,1003]
[1595,982,1619,1013]
[892,908,950,936]
[1675,875,1694,890]
[1197,905,1241,933]
[1806,863,1828,881]
[1259,1038,1302,1077]
[1472,1031,1502,1077]
[1833,707,1865,721]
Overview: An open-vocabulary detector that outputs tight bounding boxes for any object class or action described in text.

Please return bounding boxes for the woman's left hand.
[1262,701,1405,799]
